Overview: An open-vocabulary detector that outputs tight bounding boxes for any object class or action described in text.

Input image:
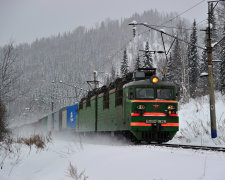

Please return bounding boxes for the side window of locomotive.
[157,88,173,100]
[103,92,109,109]
[115,88,123,106]
[79,102,83,109]
[136,88,154,99]
[86,98,91,107]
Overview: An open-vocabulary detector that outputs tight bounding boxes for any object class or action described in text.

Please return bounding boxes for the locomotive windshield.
[157,88,173,100]
[136,88,154,99]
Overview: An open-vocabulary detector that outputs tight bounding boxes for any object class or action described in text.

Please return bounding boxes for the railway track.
[147,143,225,152]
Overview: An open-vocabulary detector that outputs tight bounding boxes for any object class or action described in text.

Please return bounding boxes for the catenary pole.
[207,1,217,138]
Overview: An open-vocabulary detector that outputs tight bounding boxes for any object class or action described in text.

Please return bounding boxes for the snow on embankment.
[171,92,225,147]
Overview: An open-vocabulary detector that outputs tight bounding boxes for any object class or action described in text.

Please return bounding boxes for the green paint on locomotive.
[77,98,96,132]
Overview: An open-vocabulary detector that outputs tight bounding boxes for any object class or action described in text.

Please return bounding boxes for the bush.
[17,133,52,149]
[67,162,88,180]
[0,99,7,141]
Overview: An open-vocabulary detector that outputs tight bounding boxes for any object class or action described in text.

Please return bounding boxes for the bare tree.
[0,98,7,140]
[0,43,19,101]
[0,43,20,140]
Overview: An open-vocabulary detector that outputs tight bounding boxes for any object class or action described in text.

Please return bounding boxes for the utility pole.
[207,1,217,138]
[87,71,99,90]
[94,71,98,89]
[51,97,54,112]
[51,80,55,112]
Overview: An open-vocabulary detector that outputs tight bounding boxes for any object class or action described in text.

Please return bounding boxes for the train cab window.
[136,88,154,99]
[103,92,109,109]
[157,88,173,100]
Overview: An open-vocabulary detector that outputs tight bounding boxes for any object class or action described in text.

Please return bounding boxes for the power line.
[148,24,197,31]
[196,19,207,26]
[161,0,207,25]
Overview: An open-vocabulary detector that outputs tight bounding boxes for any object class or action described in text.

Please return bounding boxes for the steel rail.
[140,143,225,152]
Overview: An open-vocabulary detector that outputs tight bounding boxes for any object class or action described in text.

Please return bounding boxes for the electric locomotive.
[77,68,179,143]
[125,69,179,142]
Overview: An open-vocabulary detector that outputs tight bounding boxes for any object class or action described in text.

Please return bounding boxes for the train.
[25,68,179,143]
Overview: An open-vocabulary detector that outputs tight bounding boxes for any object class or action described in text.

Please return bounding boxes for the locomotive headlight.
[152,77,159,84]
[137,104,145,110]
[167,105,175,110]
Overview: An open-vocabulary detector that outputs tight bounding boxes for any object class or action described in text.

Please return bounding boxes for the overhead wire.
[161,0,207,25]
[196,19,207,26]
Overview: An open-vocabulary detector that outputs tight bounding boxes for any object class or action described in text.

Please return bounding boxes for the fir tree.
[134,53,141,71]
[166,53,173,81]
[198,49,209,95]
[188,20,200,98]
[167,40,182,98]
[143,41,153,68]
[220,23,225,94]
[108,65,116,84]
[110,65,116,81]
[173,39,182,91]
[120,49,129,76]
[198,33,209,95]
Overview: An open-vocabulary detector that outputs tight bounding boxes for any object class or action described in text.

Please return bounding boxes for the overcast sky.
[0,0,208,46]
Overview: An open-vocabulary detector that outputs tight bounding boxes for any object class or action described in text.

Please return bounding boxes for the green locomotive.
[77,68,179,143]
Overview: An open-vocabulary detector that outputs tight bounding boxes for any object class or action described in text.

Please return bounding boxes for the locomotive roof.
[123,78,176,88]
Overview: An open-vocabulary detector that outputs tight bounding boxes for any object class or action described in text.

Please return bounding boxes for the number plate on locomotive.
[146,120,166,124]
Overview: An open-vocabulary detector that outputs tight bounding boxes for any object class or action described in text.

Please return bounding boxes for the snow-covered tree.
[198,48,208,95]
[0,43,20,140]
[174,21,190,102]
[166,53,173,81]
[134,53,141,71]
[167,40,182,98]
[143,41,153,68]
[188,20,200,98]
[216,1,225,37]
[110,65,116,82]
[120,49,129,76]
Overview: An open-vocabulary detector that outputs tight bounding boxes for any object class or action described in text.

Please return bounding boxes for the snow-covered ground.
[1,134,225,180]
[1,92,225,180]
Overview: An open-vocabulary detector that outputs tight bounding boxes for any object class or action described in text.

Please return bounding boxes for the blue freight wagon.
[66,104,78,129]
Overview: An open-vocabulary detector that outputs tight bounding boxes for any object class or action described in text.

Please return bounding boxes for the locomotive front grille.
[141,131,170,142]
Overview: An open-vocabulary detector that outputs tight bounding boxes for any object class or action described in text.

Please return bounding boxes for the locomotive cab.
[124,70,179,143]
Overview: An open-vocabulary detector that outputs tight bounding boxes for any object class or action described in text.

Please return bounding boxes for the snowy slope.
[171,92,225,147]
